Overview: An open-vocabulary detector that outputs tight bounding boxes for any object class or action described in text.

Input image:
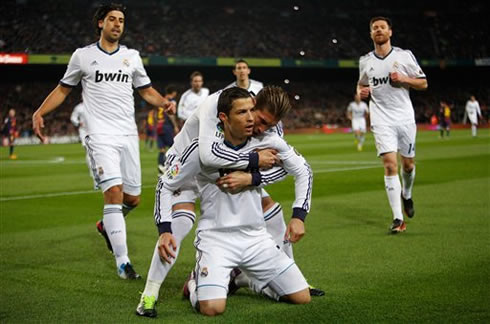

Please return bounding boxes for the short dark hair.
[93,3,126,36]
[255,86,291,120]
[234,59,249,69]
[370,16,392,29]
[190,71,203,81]
[165,85,178,95]
[217,87,252,117]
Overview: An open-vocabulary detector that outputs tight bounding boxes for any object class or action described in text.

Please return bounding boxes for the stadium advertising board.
[0,53,28,64]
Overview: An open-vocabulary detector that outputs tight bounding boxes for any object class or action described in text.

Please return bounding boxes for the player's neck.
[224,131,247,147]
[99,37,120,54]
[374,42,392,58]
[237,79,250,89]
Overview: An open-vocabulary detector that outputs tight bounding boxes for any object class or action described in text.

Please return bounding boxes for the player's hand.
[359,87,370,100]
[32,112,46,143]
[257,149,279,169]
[174,126,180,135]
[286,218,305,243]
[163,100,176,115]
[216,171,252,193]
[158,233,177,264]
[389,71,406,84]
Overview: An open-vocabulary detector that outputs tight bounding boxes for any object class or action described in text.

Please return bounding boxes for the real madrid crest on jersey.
[123,59,130,67]
[165,163,180,179]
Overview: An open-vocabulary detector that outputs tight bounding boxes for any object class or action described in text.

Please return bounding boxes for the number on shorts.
[408,143,414,154]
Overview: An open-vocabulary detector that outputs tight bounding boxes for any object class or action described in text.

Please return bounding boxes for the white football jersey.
[154,134,312,231]
[177,87,209,121]
[465,100,481,116]
[358,47,426,126]
[168,90,283,171]
[70,102,88,142]
[225,79,264,96]
[347,101,369,120]
[60,42,151,136]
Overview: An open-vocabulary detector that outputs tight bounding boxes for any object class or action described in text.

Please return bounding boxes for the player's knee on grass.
[199,299,226,316]
[282,288,311,304]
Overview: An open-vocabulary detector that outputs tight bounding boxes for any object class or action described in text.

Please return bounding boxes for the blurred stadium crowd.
[1,0,488,59]
[0,0,489,138]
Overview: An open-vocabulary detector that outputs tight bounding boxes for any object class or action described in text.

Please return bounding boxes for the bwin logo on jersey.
[95,70,129,83]
[371,75,390,86]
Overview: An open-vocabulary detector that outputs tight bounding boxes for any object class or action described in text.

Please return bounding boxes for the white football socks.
[471,124,477,137]
[143,210,195,299]
[103,204,129,267]
[384,176,403,220]
[401,166,416,199]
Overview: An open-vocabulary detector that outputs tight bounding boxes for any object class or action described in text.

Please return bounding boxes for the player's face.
[370,20,391,45]
[99,10,125,43]
[233,63,250,81]
[167,91,177,100]
[253,109,278,135]
[221,97,255,141]
[191,76,203,91]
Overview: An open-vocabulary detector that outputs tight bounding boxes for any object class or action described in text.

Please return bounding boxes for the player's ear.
[98,19,104,29]
[218,112,228,124]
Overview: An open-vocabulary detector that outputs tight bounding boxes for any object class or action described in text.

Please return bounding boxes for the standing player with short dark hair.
[32,3,175,279]
[177,71,209,126]
[2,108,17,160]
[157,85,180,174]
[357,17,428,233]
[346,93,369,151]
[465,95,482,137]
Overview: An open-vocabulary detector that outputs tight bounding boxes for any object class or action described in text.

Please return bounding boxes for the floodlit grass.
[1,129,489,323]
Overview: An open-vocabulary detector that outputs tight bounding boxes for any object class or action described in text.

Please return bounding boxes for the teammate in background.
[144,106,157,151]
[346,93,369,151]
[438,100,451,138]
[157,85,180,174]
[136,87,311,317]
[226,59,263,96]
[32,3,176,279]
[177,71,209,126]
[465,95,482,137]
[357,16,428,234]
[2,108,17,160]
[70,102,98,188]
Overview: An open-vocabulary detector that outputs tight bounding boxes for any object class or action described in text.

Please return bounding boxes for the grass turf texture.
[1,129,489,323]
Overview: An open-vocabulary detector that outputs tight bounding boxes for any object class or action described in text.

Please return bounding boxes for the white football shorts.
[85,134,141,195]
[351,118,367,133]
[371,123,416,158]
[194,227,308,301]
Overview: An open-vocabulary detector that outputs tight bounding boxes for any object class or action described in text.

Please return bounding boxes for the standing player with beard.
[357,17,428,233]
[32,3,175,279]
[177,71,209,126]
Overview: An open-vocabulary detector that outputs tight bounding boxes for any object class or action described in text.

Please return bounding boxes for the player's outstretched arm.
[33,85,72,142]
[138,87,176,114]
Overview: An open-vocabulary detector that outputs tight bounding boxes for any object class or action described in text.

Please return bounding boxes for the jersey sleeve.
[60,49,82,87]
[154,139,201,233]
[132,53,152,89]
[177,91,189,120]
[258,166,288,187]
[270,136,313,221]
[358,56,369,86]
[404,50,426,79]
[198,94,253,170]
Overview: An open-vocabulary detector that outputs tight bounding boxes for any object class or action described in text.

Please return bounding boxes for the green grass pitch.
[1,129,489,323]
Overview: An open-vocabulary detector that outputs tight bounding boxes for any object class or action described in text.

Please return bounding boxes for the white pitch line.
[309,160,379,165]
[0,184,155,202]
[1,165,379,201]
